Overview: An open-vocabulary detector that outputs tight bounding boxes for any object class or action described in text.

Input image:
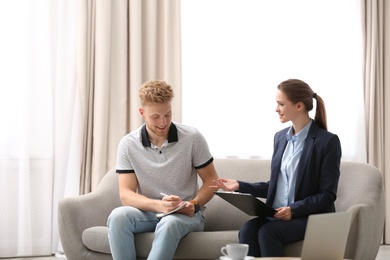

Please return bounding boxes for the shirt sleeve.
[192,128,213,169]
[116,136,134,173]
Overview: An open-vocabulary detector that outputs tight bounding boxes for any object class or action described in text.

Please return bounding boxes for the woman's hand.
[209,178,239,191]
[274,206,293,220]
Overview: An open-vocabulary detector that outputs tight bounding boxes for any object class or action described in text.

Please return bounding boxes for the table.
[253,258,300,260]
[218,257,349,260]
[217,257,301,260]
[253,258,350,260]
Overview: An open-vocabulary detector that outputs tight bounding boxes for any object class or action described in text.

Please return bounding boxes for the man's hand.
[176,201,197,216]
[161,200,196,217]
[159,194,183,213]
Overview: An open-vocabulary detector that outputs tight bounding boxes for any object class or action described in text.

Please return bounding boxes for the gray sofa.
[58,159,385,260]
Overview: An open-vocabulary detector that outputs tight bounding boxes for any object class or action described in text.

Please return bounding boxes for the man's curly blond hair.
[139,80,174,106]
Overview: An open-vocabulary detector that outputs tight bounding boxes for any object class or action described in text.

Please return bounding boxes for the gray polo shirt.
[116,122,213,201]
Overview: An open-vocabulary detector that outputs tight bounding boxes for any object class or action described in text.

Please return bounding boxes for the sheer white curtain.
[0,0,79,257]
[182,0,366,162]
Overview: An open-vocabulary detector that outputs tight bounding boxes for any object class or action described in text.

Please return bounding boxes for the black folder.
[214,191,276,217]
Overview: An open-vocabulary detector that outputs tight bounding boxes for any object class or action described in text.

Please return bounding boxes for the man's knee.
[108,206,136,227]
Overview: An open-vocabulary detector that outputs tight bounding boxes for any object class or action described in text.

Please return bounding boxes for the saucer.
[219,256,254,260]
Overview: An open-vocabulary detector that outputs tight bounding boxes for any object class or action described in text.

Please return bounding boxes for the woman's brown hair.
[277,79,327,130]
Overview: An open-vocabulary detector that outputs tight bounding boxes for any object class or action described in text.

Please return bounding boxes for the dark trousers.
[238,217,308,257]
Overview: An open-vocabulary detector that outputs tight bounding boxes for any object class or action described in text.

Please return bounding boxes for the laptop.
[214,191,276,217]
[300,211,352,260]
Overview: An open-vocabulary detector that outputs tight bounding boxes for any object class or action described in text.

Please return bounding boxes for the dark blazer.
[238,121,342,218]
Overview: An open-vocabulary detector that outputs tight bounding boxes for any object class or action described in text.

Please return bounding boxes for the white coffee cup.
[221,243,249,259]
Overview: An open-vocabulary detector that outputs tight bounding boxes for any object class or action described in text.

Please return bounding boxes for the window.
[0,0,78,256]
[182,0,365,161]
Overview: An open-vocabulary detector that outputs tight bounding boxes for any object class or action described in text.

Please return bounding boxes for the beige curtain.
[362,0,388,243]
[383,1,390,244]
[76,0,181,194]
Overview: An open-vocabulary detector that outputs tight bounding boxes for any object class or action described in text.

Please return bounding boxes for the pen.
[160,192,169,197]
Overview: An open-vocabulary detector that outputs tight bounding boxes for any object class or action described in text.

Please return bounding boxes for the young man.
[107,80,219,260]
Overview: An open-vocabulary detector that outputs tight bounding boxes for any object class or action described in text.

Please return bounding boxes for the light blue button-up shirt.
[272,120,312,209]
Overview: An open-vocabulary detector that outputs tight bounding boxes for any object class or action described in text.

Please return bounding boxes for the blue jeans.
[107,206,205,260]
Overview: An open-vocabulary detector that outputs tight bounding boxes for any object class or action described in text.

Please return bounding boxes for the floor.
[2,245,390,259]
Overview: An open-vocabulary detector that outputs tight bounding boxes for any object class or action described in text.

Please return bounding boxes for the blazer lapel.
[294,122,319,195]
[268,129,288,204]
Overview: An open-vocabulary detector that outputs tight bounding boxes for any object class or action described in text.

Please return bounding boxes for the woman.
[211,79,342,257]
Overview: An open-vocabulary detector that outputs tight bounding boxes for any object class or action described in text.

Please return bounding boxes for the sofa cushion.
[82,225,302,259]
[82,227,158,257]
[82,226,111,254]
[83,225,241,259]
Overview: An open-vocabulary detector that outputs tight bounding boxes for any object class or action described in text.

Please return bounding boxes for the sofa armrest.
[345,202,385,260]
[58,168,120,260]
